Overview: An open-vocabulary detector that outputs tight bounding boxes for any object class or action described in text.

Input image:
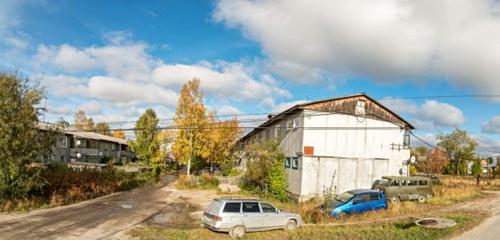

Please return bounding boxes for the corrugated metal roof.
[37,122,128,145]
[238,93,414,142]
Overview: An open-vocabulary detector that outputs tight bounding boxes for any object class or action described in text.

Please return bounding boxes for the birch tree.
[172,79,208,175]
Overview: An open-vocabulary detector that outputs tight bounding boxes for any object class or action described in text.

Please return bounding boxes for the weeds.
[0,163,157,212]
[176,173,220,190]
[128,212,484,240]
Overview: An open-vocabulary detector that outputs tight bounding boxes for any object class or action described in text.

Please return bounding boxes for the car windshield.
[374,179,389,186]
[335,192,355,203]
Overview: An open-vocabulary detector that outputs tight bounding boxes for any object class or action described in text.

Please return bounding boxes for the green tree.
[173,79,208,175]
[0,73,56,199]
[242,141,288,201]
[437,129,477,175]
[130,109,159,165]
[95,122,111,136]
[471,160,482,176]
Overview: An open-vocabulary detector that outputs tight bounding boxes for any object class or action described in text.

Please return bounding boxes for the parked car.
[202,198,303,238]
[372,176,433,203]
[322,189,387,221]
[414,173,441,185]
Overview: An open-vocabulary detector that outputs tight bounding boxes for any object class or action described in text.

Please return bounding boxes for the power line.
[391,94,500,100]
[61,93,500,126]
[409,131,449,155]
[65,126,403,132]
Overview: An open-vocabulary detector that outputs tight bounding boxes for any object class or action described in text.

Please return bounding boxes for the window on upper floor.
[291,157,299,169]
[292,118,300,129]
[355,100,366,115]
[403,129,411,148]
[60,136,68,148]
[286,120,293,131]
[285,157,291,169]
[274,126,280,140]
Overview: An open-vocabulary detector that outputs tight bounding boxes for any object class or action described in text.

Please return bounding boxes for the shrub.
[241,141,288,201]
[176,174,220,190]
[268,161,288,201]
[0,163,156,212]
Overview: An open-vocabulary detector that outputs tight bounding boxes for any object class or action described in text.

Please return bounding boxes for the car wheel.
[286,219,297,231]
[390,196,401,204]
[336,212,348,222]
[417,195,427,203]
[229,225,246,239]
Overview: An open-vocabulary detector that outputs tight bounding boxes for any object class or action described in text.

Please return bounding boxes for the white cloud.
[482,115,500,134]
[4,35,28,49]
[86,76,178,106]
[474,135,500,156]
[411,132,437,148]
[34,33,289,110]
[36,41,155,82]
[51,44,96,72]
[271,99,308,113]
[416,100,465,128]
[214,0,500,93]
[379,98,418,115]
[47,105,72,115]
[77,101,103,114]
[153,61,289,103]
[213,105,244,116]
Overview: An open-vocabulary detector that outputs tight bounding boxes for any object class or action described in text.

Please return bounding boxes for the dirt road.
[0,176,216,240]
[454,191,500,240]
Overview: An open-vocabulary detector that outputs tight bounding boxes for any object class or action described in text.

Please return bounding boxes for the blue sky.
[1,0,500,155]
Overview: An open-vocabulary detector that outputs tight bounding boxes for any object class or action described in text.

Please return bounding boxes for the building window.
[286,120,292,131]
[292,118,300,129]
[291,157,299,169]
[355,100,366,115]
[403,129,411,148]
[274,126,280,140]
[285,157,291,168]
[61,136,68,148]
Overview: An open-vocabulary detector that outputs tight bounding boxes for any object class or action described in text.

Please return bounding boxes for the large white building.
[239,94,414,201]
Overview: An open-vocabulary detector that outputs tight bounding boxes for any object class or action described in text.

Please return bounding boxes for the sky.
[1,0,500,155]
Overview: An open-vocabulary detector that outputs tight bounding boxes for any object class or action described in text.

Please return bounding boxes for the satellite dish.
[76,140,81,146]
[410,156,416,164]
[76,153,82,159]
[401,166,408,175]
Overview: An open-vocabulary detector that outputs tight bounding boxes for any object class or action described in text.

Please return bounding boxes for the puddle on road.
[145,200,200,229]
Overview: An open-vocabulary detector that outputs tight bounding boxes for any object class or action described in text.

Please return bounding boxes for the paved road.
[455,191,500,240]
[0,178,175,240]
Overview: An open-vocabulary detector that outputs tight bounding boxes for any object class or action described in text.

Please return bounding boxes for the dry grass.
[128,212,485,240]
[0,164,156,212]
[213,176,489,224]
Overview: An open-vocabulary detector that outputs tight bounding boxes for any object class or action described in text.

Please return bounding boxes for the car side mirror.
[277,209,282,214]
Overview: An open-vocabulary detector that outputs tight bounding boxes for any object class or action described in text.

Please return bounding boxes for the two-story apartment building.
[239,94,415,201]
[38,123,133,164]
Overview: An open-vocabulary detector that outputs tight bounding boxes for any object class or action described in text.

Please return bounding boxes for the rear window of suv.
[223,202,241,213]
[242,202,261,213]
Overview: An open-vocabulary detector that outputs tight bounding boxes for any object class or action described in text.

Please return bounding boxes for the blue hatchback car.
[325,189,387,221]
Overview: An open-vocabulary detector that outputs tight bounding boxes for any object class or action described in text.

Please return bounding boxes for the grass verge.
[0,164,159,212]
[128,212,484,240]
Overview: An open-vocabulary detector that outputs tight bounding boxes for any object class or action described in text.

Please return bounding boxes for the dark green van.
[372,176,433,203]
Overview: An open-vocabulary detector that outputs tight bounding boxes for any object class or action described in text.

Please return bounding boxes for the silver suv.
[202,198,303,238]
